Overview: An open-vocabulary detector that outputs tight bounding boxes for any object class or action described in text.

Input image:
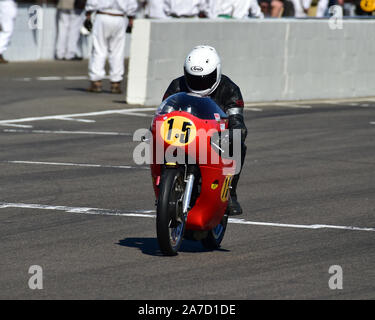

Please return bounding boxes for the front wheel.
[156,168,186,256]
[201,214,228,250]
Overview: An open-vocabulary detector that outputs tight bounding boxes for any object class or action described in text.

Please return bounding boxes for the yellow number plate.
[160,116,197,146]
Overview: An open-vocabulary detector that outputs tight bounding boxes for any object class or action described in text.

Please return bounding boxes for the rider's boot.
[227,174,243,216]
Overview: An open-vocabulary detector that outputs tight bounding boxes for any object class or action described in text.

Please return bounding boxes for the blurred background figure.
[316,0,329,16]
[315,0,345,17]
[141,0,168,18]
[290,0,312,17]
[343,0,356,16]
[207,0,264,18]
[164,0,208,18]
[85,0,138,94]
[0,0,17,64]
[55,0,86,61]
[258,0,284,17]
[247,0,265,18]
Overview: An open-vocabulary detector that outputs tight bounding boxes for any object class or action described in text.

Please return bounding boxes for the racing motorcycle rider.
[163,46,247,216]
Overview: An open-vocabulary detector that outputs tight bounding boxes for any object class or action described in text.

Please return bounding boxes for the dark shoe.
[88,81,102,93]
[55,55,65,61]
[227,196,243,216]
[110,81,122,94]
[67,56,83,61]
[0,55,9,64]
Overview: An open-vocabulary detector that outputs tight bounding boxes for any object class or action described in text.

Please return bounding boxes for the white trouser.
[56,9,85,60]
[0,0,17,55]
[145,0,168,18]
[89,14,127,82]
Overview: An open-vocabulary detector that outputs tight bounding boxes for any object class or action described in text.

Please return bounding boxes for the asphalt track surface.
[0,61,374,300]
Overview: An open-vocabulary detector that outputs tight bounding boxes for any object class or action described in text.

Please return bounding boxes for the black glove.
[126,25,132,34]
[228,114,247,144]
[126,17,134,34]
[84,18,93,32]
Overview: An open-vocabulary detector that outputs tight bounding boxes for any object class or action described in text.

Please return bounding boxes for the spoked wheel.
[156,168,186,256]
[201,214,228,250]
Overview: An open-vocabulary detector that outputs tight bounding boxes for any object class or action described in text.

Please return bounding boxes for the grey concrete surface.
[0,61,375,299]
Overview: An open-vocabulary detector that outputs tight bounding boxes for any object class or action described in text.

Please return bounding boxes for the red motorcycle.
[150,93,237,256]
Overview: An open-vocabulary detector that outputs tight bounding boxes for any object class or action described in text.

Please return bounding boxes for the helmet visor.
[184,68,217,92]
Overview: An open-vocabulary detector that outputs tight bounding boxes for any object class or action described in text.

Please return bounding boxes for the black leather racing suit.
[163,74,247,199]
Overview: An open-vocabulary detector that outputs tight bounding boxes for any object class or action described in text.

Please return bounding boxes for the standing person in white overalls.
[0,0,17,64]
[143,0,168,19]
[56,0,86,61]
[164,0,208,18]
[207,0,264,19]
[85,0,138,94]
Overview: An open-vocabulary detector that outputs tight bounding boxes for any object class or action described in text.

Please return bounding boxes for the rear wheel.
[156,168,185,256]
[201,214,228,250]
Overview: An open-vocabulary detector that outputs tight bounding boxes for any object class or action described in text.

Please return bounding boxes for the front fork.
[182,173,195,216]
[160,164,198,225]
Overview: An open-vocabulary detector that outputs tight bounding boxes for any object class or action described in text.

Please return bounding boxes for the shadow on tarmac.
[117,237,230,256]
[65,87,116,95]
[112,100,127,104]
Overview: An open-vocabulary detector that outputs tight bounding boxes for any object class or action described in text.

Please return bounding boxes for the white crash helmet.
[184,45,222,97]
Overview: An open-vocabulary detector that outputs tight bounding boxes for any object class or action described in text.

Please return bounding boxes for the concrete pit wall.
[126,19,375,106]
[4,5,130,61]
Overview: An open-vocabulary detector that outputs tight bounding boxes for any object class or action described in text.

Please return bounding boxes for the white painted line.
[55,117,96,123]
[3,161,149,170]
[277,104,312,109]
[245,108,263,112]
[0,123,33,128]
[0,107,156,126]
[118,108,156,114]
[14,76,89,82]
[63,76,89,81]
[36,76,63,81]
[0,202,155,218]
[370,122,375,125]
[121,112,153,117]
[228,218,375,232]
[360,104,370,107]
[245,102,312,109]
[1,202,374,233]
[2,129,132,136]
[244,97,375,108]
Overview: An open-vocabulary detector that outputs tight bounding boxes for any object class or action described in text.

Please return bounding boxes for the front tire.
[156,168,185,256]
[201,214,228,250]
